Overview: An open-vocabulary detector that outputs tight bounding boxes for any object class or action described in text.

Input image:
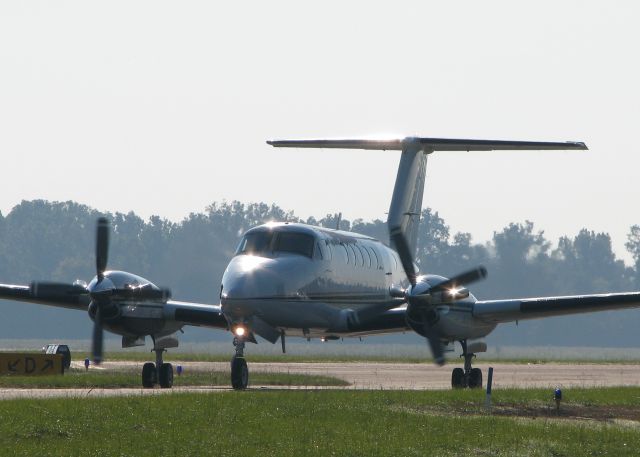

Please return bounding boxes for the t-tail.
[268,136,587,277]
[268,136,587,365]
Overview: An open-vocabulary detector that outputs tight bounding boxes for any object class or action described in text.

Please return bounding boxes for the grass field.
[0,369,348,388]
[1,387,639,456]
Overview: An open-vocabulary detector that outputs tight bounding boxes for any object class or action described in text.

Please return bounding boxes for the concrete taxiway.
[1,361,639,399]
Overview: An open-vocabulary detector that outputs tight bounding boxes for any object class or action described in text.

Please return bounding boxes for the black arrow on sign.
[41,359,54,372]
[8,360,19,372]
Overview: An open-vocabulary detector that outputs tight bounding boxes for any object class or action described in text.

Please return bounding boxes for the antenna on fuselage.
[335,212,342,230]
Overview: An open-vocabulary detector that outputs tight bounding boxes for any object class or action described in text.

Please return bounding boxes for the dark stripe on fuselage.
[223,294,397,305]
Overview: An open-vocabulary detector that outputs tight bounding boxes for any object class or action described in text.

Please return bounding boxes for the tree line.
[1,199,639,346]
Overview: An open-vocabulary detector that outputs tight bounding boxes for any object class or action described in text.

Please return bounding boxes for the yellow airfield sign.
[0,352,64,376]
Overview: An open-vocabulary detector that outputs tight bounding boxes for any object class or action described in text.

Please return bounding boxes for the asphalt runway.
[1,361,639,399]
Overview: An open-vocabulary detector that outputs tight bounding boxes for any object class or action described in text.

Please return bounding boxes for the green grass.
[1,388,639,456]
[0,369,349,388]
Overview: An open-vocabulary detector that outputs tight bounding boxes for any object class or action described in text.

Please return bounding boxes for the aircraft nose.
[221,256,284,300]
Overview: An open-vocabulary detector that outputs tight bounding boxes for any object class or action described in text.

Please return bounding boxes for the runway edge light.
[554,388,562,411]
[485,367,494,410]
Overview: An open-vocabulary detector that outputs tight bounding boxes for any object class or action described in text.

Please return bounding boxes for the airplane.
[3,136,640,390]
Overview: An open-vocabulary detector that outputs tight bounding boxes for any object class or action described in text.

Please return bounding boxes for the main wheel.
[142,362,157,388]
[451,367,465,388]
[159,363,174,388]
[468,368,483,389]
[231,356,249,390]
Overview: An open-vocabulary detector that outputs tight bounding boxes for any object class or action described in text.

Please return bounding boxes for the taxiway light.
[176,365,183,376]
[554,388,562,411]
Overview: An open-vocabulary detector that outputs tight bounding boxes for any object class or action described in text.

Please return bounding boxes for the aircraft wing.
[164,300,228,330]
[0,282,90,311]
[473,292,640,324]
[0,283,229,330]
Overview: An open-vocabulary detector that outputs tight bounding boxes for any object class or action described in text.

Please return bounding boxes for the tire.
[451,367,465,389]
[159,363,174,388]
[469,368,483,389]
[231,356,249,390]
[142,362,157,388]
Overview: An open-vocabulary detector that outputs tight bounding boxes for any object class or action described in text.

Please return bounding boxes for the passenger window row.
[326,241,382,270]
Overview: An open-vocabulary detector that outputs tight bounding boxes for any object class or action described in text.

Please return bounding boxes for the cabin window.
[369,246,381,269]
[354,245,364,267]
[362,245,372,268]
[325,242,334,260]
[392,252,399,270]
[346,244,357,266]
[274,232,315,258]
[235,230,274,255]
[337,243,349,263]
[318,240,330,260]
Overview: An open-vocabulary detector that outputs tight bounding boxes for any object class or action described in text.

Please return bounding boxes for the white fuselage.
[220,223,496,341]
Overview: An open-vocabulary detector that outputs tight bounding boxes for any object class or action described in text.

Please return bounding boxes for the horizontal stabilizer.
[267,137,588,151]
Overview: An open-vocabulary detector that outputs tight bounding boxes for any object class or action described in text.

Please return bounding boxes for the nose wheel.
[231,337,249,390]
[451,340,482,389]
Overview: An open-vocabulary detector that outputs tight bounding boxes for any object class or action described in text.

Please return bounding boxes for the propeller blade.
[91,307,104,364]
[430,266,487,294]
[420,309,445,366]
[30,281,88,300]
[96,217,110,278]
[425,332,445,366]
[390,231,417,286]
[89,288,113,301]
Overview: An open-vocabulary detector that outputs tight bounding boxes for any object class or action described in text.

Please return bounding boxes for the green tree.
[414,208,451,274]
[488,221,551,298]
[625,225,640,288]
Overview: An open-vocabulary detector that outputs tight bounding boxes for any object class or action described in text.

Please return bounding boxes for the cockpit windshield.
[235,230,274,255]
[235,230,315,258]
[274,232,314,258]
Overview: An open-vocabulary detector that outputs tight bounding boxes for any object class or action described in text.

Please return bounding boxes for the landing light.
[234,326,246,337]
[448,287,462,296]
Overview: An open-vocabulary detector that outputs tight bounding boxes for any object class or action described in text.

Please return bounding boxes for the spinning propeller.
[29,217,171,364]
[391,231,487,365]
[91,217,110,364]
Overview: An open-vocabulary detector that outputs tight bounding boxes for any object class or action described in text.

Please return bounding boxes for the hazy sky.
[1,1,638,263]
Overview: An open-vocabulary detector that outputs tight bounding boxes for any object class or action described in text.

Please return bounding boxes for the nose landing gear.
[451,339,483,389]
[231,336,249,390]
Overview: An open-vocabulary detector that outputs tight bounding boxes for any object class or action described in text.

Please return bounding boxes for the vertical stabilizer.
[387,139,428,261]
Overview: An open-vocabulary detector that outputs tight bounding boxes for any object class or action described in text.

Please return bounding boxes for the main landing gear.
[451,340,482,389]
[141,347,174,389]
[231,336,249,390]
